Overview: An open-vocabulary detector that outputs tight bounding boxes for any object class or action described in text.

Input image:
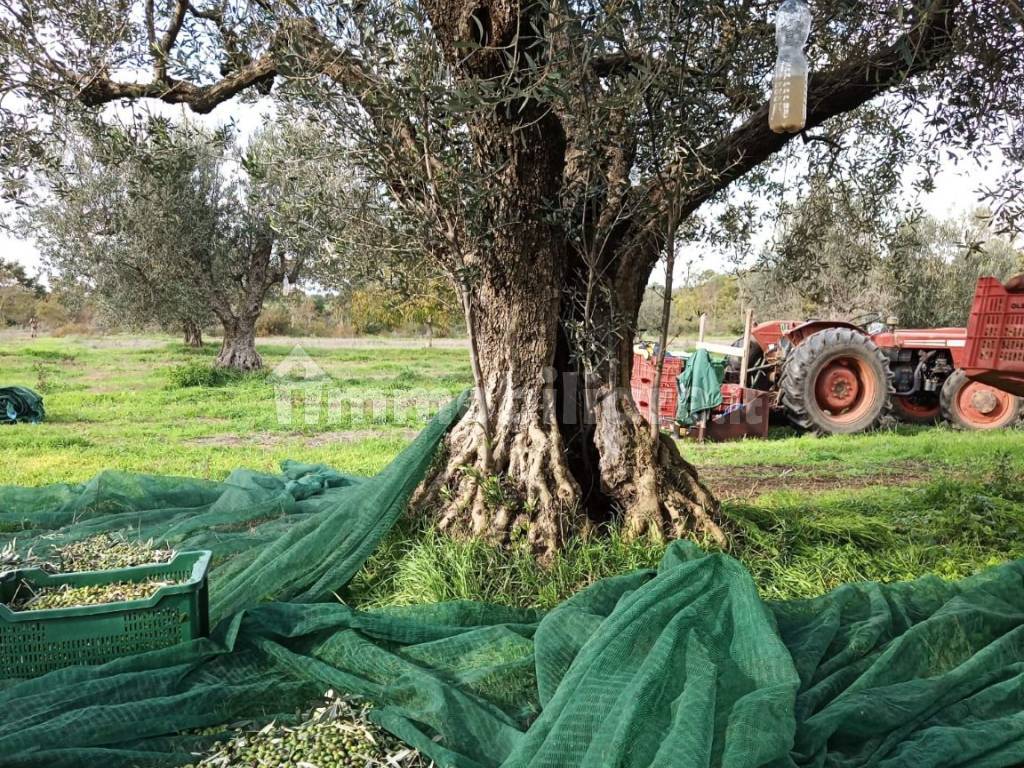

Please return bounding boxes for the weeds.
[167,361,267,388]
[727,467,1024,600]
[22,348,76,362]
[350,522,663,611]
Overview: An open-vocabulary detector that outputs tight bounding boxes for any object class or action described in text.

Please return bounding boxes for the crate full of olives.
[0,537,210,679]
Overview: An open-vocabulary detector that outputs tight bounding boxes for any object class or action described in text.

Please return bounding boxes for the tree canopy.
[26,116,351,366]
[2,0,1022,548]
[0,256,43,326]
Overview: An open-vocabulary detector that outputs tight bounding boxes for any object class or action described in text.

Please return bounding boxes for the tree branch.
[78,55,276,114]
[637,0,959,249]
[591,51,710,82]
[592,0,961,346]
[155,0,190,81]
[187,1,249,71]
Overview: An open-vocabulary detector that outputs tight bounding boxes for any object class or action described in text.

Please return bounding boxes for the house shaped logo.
[271,346,327,382]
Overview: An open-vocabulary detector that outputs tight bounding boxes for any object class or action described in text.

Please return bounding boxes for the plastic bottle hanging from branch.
[769,0,812,134]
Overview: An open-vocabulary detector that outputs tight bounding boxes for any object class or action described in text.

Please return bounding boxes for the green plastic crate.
[0,550,211,678]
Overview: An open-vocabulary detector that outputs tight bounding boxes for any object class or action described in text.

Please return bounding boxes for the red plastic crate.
[631,353,685,425]
[632,354,684,386]
[716,383,745,413]
[964,277,1024,395]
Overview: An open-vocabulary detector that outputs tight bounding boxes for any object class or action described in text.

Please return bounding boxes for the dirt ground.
[697,461,936,500]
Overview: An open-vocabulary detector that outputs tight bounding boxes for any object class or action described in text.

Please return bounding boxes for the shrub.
[166,361,262,388]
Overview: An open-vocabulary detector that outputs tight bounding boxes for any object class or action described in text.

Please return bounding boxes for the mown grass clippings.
[185,690,431,768]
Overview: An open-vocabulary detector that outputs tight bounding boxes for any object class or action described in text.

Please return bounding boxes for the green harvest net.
[0,386,45,424]
[3,393,1024,767]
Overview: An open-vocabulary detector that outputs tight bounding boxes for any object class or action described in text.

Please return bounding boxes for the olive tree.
[2,0,1022,550]
[0,257,43,326]
[27,117,348,368]
[886,211,1024,328]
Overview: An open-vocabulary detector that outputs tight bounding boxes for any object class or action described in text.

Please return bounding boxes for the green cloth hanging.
[676,348,724,425]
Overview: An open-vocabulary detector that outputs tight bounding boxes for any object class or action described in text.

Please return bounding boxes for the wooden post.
[738,308,754,389]
[696,313,708,443]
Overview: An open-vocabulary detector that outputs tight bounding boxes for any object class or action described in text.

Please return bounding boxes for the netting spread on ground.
[3,393,1024,768]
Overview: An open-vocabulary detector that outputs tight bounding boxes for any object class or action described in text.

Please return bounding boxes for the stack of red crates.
[631,353,685,426]
[965,276,1024,387]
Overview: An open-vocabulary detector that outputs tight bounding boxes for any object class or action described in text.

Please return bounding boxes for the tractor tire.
[940,370,1023,430]
[892,394,942,425]
[779,327,893,435]
[725,337,769,389]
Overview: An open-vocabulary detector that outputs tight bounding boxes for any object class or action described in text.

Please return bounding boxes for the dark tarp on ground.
[2,393,1024,768]
[0,386,44,425]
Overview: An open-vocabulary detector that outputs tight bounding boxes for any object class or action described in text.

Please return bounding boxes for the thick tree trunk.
[418,270,723,552]
[184,321,204,348]
[216,316,262,371]
[410,0,724,554]
[416,115,723,552]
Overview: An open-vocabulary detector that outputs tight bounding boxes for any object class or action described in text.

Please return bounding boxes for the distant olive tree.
[755,177,892,319]
[752,193,1023,326]
[0,257,43,326]
[28,118,350,369]
[886,211,1024,327]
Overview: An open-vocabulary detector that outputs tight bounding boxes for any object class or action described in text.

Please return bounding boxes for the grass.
[3,333,1024,605]
[0,335,470,483]
[347,459,1024,608]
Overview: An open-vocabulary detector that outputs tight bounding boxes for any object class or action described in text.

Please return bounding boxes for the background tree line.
[639,206,1022,343]
[7,117,461,346]
[1,268,462,341]
[11,152,1022,346]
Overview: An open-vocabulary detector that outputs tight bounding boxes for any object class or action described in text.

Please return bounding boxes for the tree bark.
[414,104,722,553]
[184,321,204,348]
[216,315,262,371]
[417,247,723,553]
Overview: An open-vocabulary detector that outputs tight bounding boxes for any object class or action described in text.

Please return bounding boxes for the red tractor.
[731,321,1018,434]
[727,278,1024,435]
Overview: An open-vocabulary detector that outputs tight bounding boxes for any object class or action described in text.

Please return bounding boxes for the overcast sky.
[1,99,1011,287]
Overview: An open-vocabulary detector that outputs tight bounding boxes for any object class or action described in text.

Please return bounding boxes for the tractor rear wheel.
[780,328,893,435]
[940,370,1022,430]
[725,337,769,389]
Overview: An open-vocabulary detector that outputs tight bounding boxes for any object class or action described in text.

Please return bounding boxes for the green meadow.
[3,334,1023,607]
